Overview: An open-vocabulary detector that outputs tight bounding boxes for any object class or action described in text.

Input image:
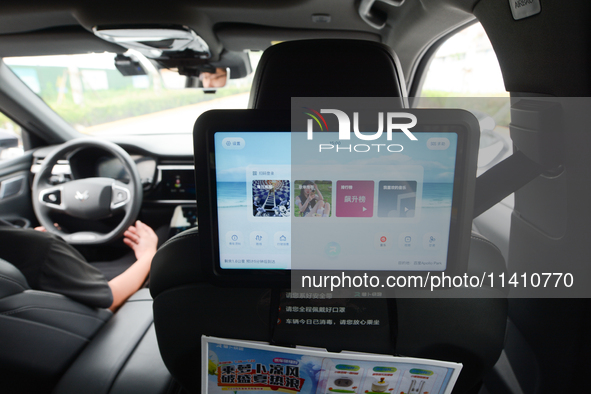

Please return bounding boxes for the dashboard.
[30,141,198,205]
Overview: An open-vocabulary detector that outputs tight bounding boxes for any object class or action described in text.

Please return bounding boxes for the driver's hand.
[35,223,61,232]
[123,220,158,261]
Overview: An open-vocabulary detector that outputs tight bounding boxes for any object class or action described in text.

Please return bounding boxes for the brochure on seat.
[202,336,462,394]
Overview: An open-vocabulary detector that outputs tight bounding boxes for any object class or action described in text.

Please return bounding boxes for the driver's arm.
[108,220,157,311]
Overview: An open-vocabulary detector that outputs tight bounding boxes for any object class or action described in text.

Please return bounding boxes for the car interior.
[0,1,589,393]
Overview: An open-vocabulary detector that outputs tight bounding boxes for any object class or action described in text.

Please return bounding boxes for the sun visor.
[0,26,126,57]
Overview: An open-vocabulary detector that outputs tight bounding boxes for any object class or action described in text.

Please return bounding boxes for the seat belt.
[473,150,545,218]
[473,98,563,218]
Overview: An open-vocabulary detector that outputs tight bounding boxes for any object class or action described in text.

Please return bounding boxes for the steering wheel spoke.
[62,231,105,244]
[111,181,132,211]
[38,185,65,211]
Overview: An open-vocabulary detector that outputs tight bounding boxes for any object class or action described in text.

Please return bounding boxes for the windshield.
[3,51,261,136]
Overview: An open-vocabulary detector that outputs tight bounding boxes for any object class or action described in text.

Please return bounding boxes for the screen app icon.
[336,180,374,217]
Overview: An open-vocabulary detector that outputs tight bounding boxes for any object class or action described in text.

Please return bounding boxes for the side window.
[420,23,506,97]
[0,112,23,162]
[418,23,513,258]
[418,23,511,173]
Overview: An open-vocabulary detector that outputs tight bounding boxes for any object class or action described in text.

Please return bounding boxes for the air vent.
[30,158,70,175]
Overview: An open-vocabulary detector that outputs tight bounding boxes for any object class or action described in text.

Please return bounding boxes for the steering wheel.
[32,138,142,245]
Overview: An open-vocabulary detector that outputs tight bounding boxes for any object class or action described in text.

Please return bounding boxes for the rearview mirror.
[160,68,229,90]
[194,67,228,89]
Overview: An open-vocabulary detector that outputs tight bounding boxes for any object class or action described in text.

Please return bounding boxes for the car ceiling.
[0,0,589,96]
[0,0,478,87]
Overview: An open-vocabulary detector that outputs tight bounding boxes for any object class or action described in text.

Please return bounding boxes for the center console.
[168,205,198,238]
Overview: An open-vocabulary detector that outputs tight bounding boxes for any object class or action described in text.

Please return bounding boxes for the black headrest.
[248,39,407,110]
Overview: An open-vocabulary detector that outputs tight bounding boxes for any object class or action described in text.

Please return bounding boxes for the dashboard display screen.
[160,169,196,200]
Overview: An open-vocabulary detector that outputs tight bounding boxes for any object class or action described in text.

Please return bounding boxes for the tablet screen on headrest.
[214,131,459,271]
[194,109,478,285]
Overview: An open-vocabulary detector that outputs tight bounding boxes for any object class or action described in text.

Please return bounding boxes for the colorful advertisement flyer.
[202,336,462,394]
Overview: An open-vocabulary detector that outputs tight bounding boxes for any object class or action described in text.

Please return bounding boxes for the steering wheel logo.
[75,190,89,201]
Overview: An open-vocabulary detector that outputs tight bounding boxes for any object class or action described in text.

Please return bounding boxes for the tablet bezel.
[194,109,479,288]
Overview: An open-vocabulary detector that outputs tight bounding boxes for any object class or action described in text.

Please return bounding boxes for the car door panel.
[0,151,35,224]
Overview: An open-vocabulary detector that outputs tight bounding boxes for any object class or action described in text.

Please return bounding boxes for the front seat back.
[150,39,508,394]
[248,39,407,109]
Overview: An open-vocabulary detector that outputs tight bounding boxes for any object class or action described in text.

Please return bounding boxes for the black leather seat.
[0,257,173,393]
[53,289,173,394]
[150,39,508,393]
[0,257,111,392]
